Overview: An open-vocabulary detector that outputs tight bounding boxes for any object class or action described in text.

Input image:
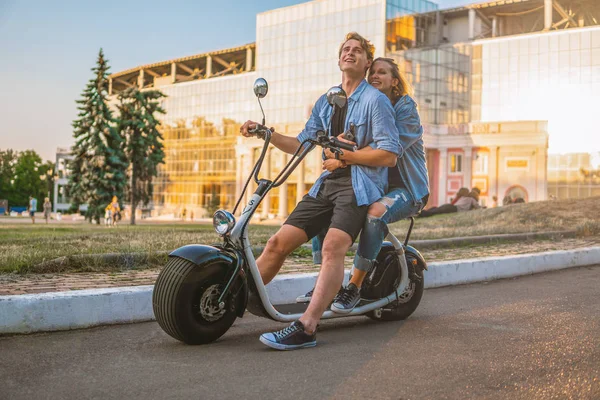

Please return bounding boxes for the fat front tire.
[153,257,237,345]
[367,254,425,322]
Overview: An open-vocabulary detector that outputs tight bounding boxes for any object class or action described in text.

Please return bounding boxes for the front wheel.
[153,257,238,344]
[367,253,425,321]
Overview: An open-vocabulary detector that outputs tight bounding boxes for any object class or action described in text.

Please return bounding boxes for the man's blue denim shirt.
[296,80,400,206]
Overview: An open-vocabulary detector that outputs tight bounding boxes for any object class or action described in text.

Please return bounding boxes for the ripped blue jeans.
[311,187,421,272]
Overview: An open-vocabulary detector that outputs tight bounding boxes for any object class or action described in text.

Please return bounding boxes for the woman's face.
[368,60,398,96]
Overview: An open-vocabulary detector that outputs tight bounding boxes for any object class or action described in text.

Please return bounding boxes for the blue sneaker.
[259,320,317,350]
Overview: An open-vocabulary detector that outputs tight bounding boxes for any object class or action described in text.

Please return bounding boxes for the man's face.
[338,39,371,75]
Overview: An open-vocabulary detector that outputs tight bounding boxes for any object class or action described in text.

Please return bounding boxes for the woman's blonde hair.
[369,57,414,104]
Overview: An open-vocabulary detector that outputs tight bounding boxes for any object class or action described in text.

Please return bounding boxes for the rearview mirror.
[253,78,268,99]
[326,86,347,108]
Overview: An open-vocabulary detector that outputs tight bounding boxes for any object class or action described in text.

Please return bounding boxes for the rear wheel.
[367,253,425,321]
[153,257,238,344]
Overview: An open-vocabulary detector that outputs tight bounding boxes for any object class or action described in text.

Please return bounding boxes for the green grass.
[1,196,598,274]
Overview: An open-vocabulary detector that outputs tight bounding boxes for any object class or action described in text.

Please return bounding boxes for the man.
[240,32,401,350]
[28,196,37,224]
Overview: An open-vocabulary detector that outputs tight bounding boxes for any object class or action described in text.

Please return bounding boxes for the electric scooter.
[152,78,427,345]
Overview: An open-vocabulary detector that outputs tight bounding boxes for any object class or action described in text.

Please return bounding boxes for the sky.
[0,0,469,162]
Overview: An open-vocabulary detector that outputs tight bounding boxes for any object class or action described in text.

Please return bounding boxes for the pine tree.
[68,49,128,223]
[116,88,166,225]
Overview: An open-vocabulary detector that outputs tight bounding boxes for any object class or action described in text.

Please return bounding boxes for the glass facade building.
[105,0,599,219]
[154,73,258,214]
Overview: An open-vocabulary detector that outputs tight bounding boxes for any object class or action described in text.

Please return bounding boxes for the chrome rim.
[397,282,416,303]
[199,284,226,322]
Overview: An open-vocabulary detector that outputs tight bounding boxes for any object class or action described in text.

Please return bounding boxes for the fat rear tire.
[153,257,237,344]
[367,253,425,321]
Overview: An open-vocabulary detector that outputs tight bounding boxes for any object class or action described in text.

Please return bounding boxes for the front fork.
[214,245,248,317]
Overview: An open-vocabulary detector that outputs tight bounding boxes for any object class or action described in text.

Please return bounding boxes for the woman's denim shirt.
[393,95,430,205]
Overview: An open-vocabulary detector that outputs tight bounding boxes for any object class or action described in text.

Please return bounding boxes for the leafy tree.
[68,49,128,223]
[116,88,166,225]
[0,149,18,205]
[12,150,46,207]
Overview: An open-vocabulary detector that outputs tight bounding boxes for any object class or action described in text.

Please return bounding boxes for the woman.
[43,197,52,224]
[301,58,430,313]
[453,188,481,212]
[419,187,468,218]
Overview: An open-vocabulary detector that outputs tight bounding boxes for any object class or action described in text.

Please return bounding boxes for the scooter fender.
[169,244,235,266]
[405,245,428,270]
[169,245,248,317]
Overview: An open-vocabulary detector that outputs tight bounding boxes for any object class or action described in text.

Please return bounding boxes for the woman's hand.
[323,159,344,172]
[324,133,357,159]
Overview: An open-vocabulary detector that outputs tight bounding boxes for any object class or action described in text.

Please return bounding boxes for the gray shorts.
[284,174,368,243]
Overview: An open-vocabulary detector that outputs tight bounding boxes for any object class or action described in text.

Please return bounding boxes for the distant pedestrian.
[43,197,52,224]
[105,196,121,226]
[28,196,37,224]
[491,195,498,208]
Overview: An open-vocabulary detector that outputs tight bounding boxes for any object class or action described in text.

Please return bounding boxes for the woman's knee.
[367,201,387,218]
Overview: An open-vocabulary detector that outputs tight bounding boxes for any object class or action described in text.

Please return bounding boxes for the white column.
[544,0,553,30]
[206,55,212,78]
[261,148,272,219]
[246,47,253,72]
[435,11,443,44]
[138,69,144,89]
[463,147,473,191]
[297,164,305,204]
[278,183,288,218]
[278,153,289,218]
[171,62,177,83]
[489,146,498,201]
[438,149,448,206]
[492,16,498,37]
[108,78,113,95]
[536,147,548,201]
[468,9,476,40]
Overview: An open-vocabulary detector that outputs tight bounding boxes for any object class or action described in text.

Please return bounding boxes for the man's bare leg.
[257,224,308,285]
[299,228,352,333]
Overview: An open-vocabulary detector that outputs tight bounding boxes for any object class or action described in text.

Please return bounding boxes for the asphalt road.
[2,266,599,400]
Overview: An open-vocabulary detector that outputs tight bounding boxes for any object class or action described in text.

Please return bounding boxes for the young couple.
[240,32,429,351]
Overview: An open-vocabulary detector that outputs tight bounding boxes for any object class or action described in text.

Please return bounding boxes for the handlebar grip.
[248,123,268,134]
[330,137,356,152]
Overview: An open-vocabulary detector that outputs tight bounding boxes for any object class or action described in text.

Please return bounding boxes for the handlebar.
[314,130,356,152]
[248,123,270,139]
[329,137,357,152]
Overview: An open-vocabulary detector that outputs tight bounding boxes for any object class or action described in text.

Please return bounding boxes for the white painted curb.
[0,286,154,334]
[1,247,599,334]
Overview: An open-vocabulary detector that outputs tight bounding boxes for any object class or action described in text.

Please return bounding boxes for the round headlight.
[213,210,235,236]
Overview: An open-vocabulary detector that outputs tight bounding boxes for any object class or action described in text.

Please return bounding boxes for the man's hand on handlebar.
[240,120,260,137]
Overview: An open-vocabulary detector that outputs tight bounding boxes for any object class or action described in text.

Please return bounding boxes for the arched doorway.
[504,185,528,204]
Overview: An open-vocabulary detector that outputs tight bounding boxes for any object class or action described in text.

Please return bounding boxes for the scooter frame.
[219,128,413,323]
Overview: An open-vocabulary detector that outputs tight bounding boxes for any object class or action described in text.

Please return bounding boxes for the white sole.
[259,335,317,350]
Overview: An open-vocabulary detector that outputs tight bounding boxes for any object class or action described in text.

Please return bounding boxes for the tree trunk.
[130,167,137,225]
